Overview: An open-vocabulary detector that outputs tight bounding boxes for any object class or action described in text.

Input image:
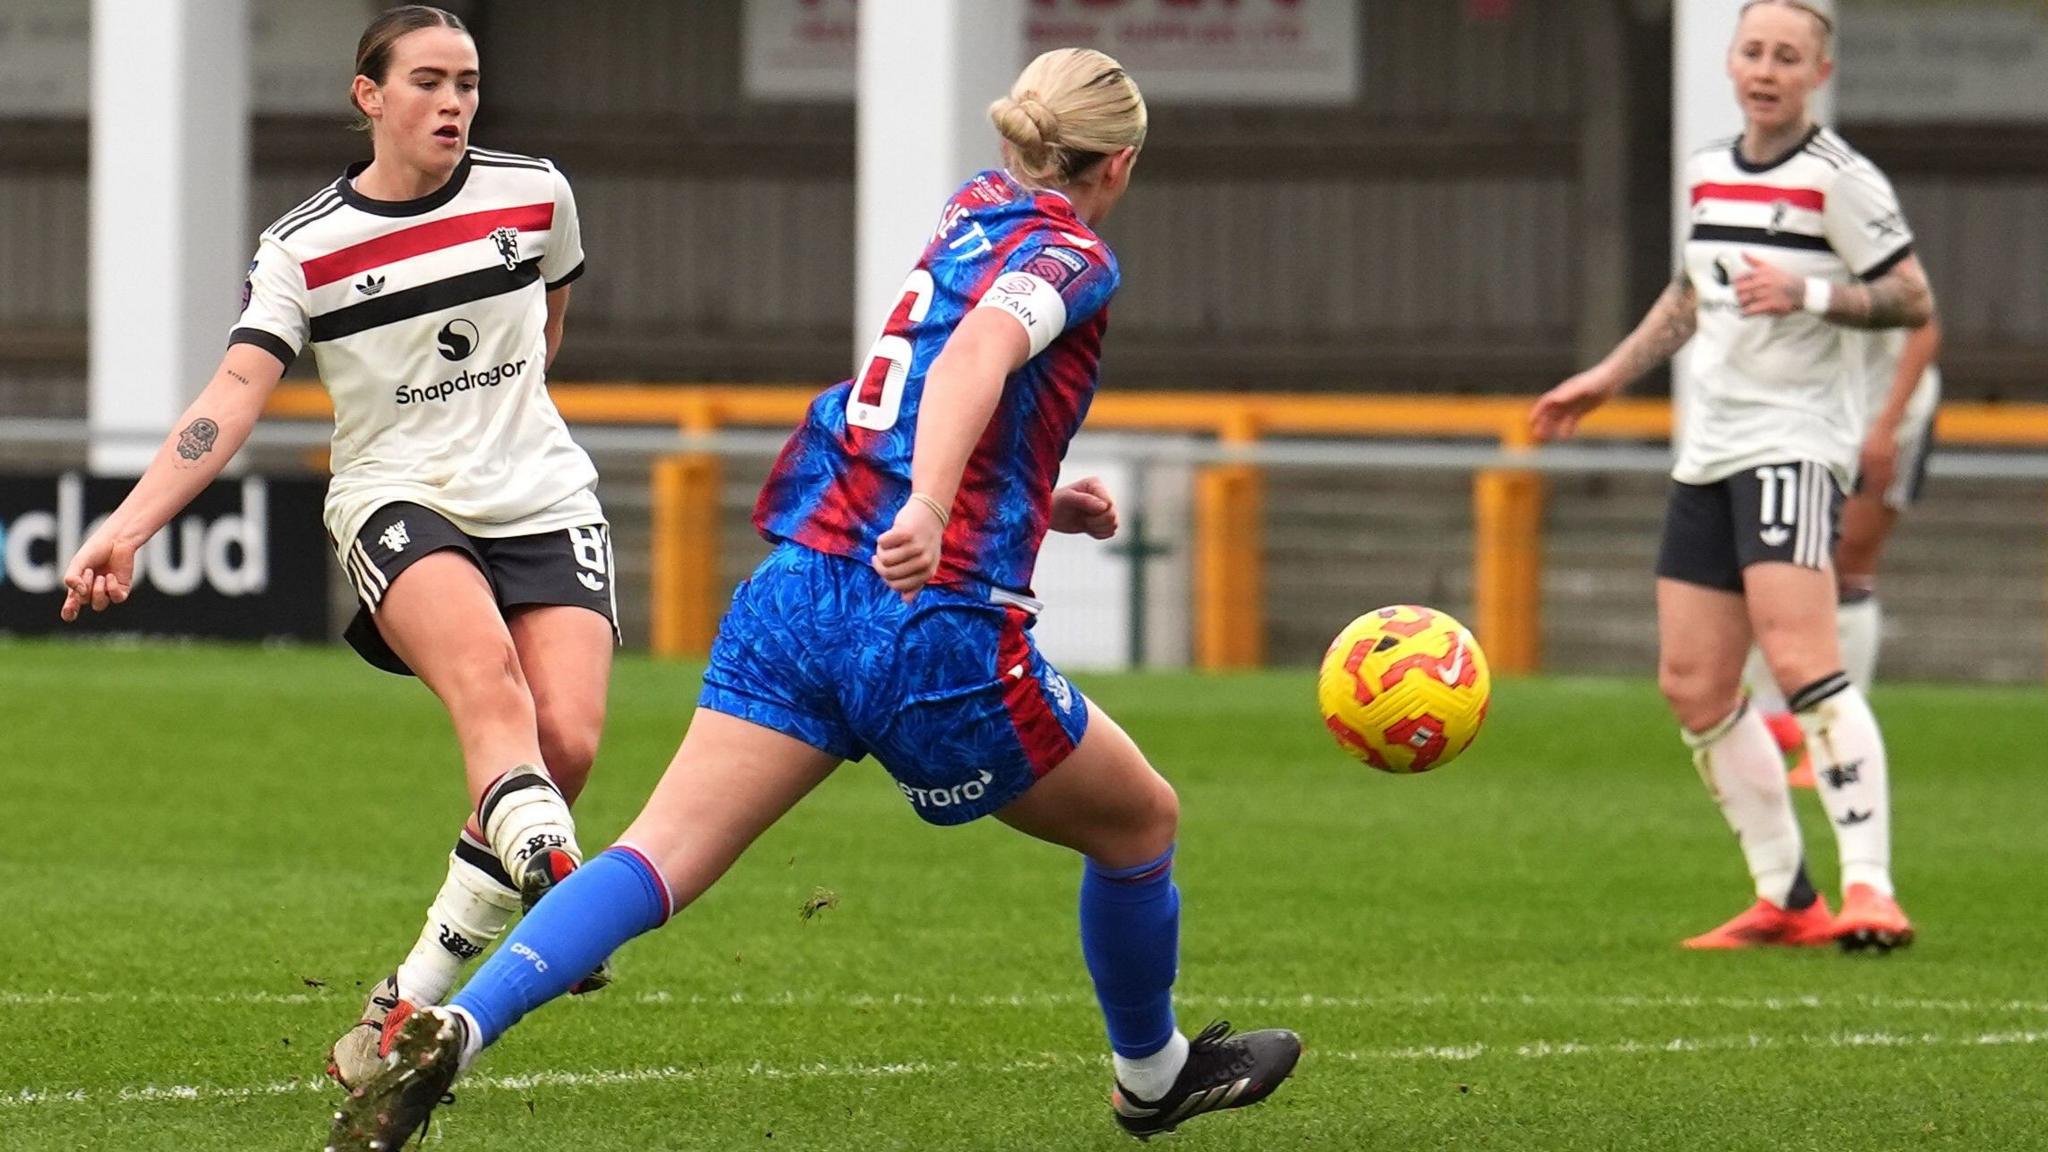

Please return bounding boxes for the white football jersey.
[1675,127,1915,488]
[231,147,601,551]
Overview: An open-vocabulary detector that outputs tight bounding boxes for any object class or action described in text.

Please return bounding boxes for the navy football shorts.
[699,542,1089,826]
[1655,460,1843,593]
[339,501,618,676]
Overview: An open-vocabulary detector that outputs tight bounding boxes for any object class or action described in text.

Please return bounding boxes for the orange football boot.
[1682,895,1836,949]
[1762,712,1817,789]
[1834,884,1914,953]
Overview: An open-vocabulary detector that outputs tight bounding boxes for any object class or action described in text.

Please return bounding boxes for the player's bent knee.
[537,723,601,801]
[1754,628,1833,695]
[1107,773,1178,865]
[1656,661,1699,708]
[1659,664,1735,733]
[1144,776,1180,842]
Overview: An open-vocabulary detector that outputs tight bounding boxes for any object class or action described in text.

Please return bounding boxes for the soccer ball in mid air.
[1317,605,1491,774]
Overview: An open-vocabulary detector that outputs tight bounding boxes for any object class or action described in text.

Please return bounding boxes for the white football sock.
[1791,676,1893,896]
[1114,1030,1189,1101]
[1742,645,1788,714]
[1838,594,1882,690]
[394,835,521,1006]
[1684,703,1806,907]
[444,1003,486,1072]
[478,764,582,885]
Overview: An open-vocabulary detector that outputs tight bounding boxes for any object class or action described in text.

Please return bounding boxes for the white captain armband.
[974,272,1068,358]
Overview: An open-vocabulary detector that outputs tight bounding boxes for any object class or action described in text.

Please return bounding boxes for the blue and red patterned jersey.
[754,169,1121,597]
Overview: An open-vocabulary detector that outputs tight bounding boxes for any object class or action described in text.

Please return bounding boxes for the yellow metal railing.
[266,384,2048,671]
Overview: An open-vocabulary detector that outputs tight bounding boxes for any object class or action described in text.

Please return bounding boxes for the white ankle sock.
[394,840,521,1005]
[1114,1030,1189,1101]
[1684,704,1805,906]
[443,1003,486,1072]
[1792,677,1893,896]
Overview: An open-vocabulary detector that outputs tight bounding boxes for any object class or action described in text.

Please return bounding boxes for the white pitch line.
[5,1032,2044,1110]
[6,987,2047,1015]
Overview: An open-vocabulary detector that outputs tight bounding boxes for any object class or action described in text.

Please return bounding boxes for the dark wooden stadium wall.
[3,0,2042,409]
[446,0,1596,395]
[0,0,1586,409]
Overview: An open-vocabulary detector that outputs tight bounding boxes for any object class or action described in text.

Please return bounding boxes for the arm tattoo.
[226,369,252,387]
[1611,274,1699,383]
[174,418,220,462]
[1827,266,1934,330]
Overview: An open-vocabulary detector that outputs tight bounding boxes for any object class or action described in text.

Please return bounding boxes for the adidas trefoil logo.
[355,274,386,296]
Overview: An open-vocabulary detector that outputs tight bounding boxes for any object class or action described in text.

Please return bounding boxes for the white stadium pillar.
[1672,0,1745,321]
[854,0,1025,364]
[89,0,249,474]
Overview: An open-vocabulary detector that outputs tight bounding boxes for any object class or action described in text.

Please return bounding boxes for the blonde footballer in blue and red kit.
[332,49,1300,1149]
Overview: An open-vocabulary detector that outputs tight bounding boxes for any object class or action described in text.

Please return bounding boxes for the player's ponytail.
[990,49,1147,188]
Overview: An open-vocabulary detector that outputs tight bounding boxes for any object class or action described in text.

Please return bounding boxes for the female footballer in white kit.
[59,5,616,1084]
[1531,0,1932,952]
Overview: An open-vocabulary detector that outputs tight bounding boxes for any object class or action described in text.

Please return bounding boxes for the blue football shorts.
[698,542,1090,826]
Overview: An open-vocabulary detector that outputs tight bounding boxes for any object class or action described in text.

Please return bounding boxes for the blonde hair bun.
[992,93,1061,169]
[988,49,1147,187]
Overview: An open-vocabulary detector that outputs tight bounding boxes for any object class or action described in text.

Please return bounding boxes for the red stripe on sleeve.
[301,202,555,289]
[1689,183,1825,212]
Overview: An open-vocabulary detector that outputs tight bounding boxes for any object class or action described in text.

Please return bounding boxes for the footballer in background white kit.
[1649,115,1926,950]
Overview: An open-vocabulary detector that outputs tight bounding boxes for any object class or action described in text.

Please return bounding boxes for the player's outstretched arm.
[1530,271,1698,443]
[61,343,284,620]
[872,309,1031,598]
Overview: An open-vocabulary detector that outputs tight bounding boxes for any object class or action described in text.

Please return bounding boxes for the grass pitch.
[2,640,2045,1151]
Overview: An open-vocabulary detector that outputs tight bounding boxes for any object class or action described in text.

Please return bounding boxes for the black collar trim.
[1731,125,1822,175]
[337,154,473,217]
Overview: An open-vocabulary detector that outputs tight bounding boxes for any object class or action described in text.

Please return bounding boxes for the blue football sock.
[1080,845,1180,1059]
[450,846,671,1049]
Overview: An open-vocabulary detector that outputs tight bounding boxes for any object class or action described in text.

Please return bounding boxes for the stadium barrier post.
[1473,420,1544,675]
[650,452,721,659]
[1194,411,1265,670]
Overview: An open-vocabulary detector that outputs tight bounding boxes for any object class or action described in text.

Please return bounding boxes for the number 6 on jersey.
[848,269,935,432]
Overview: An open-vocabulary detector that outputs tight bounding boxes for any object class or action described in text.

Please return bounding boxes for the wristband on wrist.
[909,492,950,527]
[1802,278,1834,316]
